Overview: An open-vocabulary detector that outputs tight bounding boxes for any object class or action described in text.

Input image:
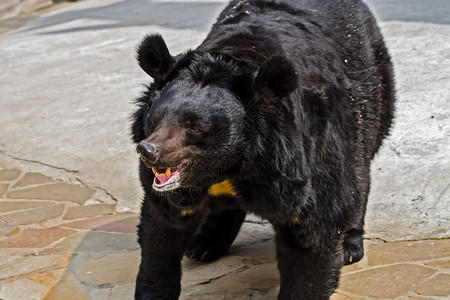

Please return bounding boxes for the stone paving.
[1,166,449,299]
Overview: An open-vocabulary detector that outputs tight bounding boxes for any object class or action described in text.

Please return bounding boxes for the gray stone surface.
[77,251,140,285]
[39,231,139,254]
[91,283,136,300]
[366,20,450,240]
[0,0,448,241]
[365,0,450,25]
[0,0,227,213]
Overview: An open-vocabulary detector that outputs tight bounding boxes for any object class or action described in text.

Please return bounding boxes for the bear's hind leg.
[274,223,343,299]
[185,208,246,261]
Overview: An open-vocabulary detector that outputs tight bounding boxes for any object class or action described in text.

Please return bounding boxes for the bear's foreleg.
[135,200,203,300]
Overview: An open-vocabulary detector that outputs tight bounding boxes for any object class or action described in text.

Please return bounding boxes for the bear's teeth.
[151,167,173,177]
[151,167,158,175]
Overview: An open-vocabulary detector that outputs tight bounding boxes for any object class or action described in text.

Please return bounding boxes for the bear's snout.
[137,140,159,165]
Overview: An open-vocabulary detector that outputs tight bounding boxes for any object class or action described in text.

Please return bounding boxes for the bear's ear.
[137,34,175,81]
[252,55,298,102]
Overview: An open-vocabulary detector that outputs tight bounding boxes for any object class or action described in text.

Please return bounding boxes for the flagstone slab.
[0,222,17,237]
[0,253,72,280]
[341,262,363,274]
[90,287,112,300]
[38,232,87,255]
[365,239,450,266]
[205,263,279,291]
[0,204,65,225]
[0,183,8,196]
[77,251,140,285]
[424,258,450,269]
[0,200,55,212]
[91,282,135,300]
[0,278,45,300]
[245,287,350,300]
[110,282,136,299]
[0,227,76,248]
[330,293,354,300]
[91,215,139,234]
[27,268,66,294]
[7,182,95,204]
[413,273,450,297]
[42,271,89,300]
[260,288,351,300]
[63,204,116,220]
[40,231,139,254]
[12,172,56,188]
[261,288,359,300]
[0,169,21,182]
[0,249,36,265]
[259,287,279,300]
[339,264,436,298]
[63,213,136,230]
[180,290,256,300]
[182,256,253,288]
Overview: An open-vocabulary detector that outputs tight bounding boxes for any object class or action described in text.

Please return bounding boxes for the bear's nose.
[137,141,159,164]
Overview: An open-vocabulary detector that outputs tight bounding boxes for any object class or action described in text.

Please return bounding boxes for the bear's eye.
[151,115,161,128]
[185,120,204,136]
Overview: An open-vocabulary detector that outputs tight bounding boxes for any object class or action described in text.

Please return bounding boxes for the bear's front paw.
[135,282,180,300]
[135,289,179,300]
[343,231,364,265]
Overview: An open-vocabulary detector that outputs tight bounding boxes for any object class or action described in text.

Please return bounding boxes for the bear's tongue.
[151,167,182,191]
[155,175,171,185]
[152,167,172,184]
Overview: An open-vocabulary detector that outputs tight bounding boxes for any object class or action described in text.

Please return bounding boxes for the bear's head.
[133,34,298,194]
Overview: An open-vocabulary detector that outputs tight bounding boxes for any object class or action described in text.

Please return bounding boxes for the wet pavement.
[0,0,449,299]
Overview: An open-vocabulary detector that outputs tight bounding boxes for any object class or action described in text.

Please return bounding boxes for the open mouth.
[151,162,190,192]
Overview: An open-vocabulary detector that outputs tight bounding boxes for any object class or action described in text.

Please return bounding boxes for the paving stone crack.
[1,150,119,204]
[76,178,119,204]
[198,265,250,285]
[2,151,79,174]
[365,237,450,243]
[364,237,389,243]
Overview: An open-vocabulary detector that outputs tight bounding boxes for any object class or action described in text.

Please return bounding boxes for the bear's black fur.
[132,0,395,298]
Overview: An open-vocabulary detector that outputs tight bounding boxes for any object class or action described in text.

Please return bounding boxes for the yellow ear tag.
[292,217,301,224]
[208,180,237,196]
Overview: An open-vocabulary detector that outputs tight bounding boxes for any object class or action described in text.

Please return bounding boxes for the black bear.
[131,0,395,298]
